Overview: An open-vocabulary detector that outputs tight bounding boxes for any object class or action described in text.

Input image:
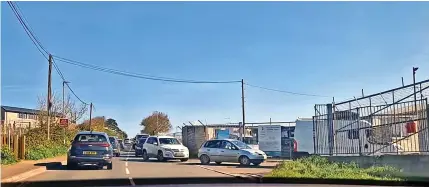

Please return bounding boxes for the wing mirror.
[154,142,158,146]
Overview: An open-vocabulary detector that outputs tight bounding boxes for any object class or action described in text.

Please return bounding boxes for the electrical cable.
[53,55,241,84]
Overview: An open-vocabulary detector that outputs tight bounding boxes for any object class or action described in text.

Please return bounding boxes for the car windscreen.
[159,138,181,145]
[231,140,251,149]
[139,138,147,144]
[74,134,108,142]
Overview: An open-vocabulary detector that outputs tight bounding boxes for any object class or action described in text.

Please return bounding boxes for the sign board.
[59,118,69,127]
[258,125,281,154]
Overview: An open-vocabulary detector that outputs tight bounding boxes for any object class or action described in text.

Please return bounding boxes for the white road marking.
[125,168,130,175]
[128,177,136,186]
[125,145,135,186]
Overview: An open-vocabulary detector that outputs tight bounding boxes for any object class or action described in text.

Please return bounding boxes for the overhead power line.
[53,55,241,84]
[7,1,48,59]
[7,1,89,105]
[244,83,330,98]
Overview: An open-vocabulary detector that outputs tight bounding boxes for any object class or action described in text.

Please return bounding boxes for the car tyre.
[142,150,149,161]
[215,161,222,165]
[107,163,113,170]
[67,161,77,170]
[180,158,189,162]
[157,151,165,162]
[239,156,251,166]
[252,161,262,166]
[199,154,210,165]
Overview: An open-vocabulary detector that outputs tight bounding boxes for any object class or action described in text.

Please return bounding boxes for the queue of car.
[66,131,267,170]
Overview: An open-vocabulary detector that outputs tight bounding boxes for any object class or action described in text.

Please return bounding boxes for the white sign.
[258,125,281,152]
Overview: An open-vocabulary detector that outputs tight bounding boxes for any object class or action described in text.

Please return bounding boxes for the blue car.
[134,137,147,156]
[67,131,113,170]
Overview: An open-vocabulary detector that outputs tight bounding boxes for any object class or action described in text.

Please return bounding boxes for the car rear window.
[74,134,108,142]
[139,138,147,144]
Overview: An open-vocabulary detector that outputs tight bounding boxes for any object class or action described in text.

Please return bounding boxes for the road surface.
[15,146,278,186]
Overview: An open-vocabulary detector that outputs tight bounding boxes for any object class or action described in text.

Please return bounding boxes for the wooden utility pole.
[89,103,93,131]
[241,79,246,141]
[47,54,53,140]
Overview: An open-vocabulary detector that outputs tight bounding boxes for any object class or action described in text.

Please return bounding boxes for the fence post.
[19,136,26,159]
[13,135,19,160]
[327,104,334,156]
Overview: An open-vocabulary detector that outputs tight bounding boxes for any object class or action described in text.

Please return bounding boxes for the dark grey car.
[67,131,113,170]
[109,136,121,157]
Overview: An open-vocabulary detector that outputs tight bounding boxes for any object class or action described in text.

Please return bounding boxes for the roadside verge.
[1,155,67,183]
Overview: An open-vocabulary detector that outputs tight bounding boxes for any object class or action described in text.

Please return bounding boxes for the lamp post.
[413,67,419,113]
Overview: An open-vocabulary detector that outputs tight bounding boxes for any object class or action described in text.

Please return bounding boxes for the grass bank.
[267,156,402,181]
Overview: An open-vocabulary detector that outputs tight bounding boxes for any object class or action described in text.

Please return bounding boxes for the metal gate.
[313,79,429,156]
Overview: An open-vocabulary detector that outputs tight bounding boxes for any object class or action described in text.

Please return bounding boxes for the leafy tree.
[140,111,172,135]
[105,118,118,129]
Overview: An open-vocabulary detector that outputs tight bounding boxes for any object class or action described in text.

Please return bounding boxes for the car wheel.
[199,154,210,165]
[215,161,222,165]
[157,151,165,162]
[142,150,149,161]
[239,156,250,166]
[107,163,113,170]
[180,158,188,162]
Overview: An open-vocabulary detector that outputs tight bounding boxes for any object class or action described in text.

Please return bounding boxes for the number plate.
[83,151,97,155]
[174,153,184,157]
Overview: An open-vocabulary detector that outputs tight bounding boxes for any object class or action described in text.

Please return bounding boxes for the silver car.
[198,139,267,166]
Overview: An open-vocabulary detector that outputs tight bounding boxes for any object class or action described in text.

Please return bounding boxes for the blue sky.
[2,2,429,136]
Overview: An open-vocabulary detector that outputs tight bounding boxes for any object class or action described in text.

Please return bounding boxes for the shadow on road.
[35,162,106,171]
[177,162,275,169]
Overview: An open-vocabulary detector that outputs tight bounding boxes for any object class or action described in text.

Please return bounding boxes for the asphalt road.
[17,145,265,186]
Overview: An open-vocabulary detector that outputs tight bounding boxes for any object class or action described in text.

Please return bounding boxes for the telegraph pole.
[47,54,53,140]
[89,103,93,131]
[241,79,246,141]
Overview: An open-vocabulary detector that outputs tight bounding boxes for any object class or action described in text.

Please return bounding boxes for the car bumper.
[248,154,267,161]
[68,155,112,165]
[163,151,189,159]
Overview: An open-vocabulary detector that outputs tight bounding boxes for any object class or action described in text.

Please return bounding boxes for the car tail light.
[99,143,110,147]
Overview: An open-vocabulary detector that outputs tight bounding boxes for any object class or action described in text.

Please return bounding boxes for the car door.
[219,140,241,162]
[144,137,154,156]
[203,140,221,162]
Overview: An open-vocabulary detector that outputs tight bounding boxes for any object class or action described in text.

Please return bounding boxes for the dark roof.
[1,105,63,117]
[77,131,107,135]
[1,106,40,115]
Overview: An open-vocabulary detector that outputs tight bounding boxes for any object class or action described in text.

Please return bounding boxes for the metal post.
[413,67,419,114]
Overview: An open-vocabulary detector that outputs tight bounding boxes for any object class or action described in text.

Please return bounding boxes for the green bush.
[1,147,18,165]
[267,156,402,181]
[25,142,69,160]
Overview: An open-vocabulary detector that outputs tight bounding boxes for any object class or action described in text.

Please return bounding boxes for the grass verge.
[266,156,402,181]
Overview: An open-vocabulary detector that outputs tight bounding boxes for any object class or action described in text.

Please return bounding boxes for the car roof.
[207,139,236,142]
[76,131,107,135]
[148,135,175,139]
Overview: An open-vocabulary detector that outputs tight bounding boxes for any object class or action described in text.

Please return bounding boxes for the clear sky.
[2,2,429,136]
